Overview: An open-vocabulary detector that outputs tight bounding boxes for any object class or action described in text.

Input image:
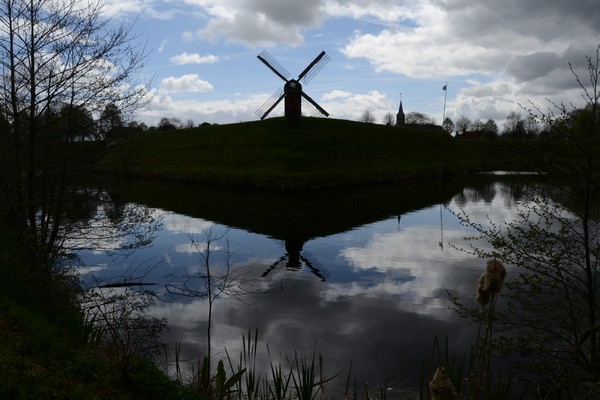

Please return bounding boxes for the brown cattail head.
[485,259,506,295]
[475,273,491,305]
[475,259,507,305]
[429,366,459,400]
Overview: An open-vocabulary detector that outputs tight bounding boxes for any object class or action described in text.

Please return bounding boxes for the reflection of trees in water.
[63,187,163,259]
[70,188,166,377]
[262,238,329,282]
[452,178,533,208]
[453,181,497,207]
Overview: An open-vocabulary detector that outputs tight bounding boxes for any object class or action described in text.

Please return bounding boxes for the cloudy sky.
[109,0,600,128]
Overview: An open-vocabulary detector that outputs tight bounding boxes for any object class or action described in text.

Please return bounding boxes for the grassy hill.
[99,117,557,191]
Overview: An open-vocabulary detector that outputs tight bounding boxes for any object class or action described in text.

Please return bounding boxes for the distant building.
[394,95,443,132]
[395,97,405,126]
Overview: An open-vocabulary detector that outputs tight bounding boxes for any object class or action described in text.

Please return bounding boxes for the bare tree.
[455,115,472,134]
[0,0,149,277]
[523,115,540,139]
[483,119,498,135]
[360,110,376,123]
[383,112,395,126]
[165,228,259,374]
[99,103,124,139]
[502,111,525,138]
[157,117,182,130]
[80,277,166,377]
[470,119,485,131]
[405,111,435,125]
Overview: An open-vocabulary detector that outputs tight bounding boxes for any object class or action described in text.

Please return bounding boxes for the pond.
[77,173,529,393]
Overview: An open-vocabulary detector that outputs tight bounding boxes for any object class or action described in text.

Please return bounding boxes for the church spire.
[396,93,405,126]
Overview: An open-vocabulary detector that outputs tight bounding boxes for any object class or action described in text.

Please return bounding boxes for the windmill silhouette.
[256,50,330,122]
[261,238,328,282]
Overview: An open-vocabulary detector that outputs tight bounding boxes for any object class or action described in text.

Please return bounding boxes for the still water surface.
[79,173,527,391]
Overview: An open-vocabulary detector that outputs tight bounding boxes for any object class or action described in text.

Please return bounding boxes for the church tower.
[396,95,405,126]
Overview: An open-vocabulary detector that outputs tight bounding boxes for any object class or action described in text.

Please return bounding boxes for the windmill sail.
[257,50,291,82]
[298,51,330,85]
[301,91,329,117]
[256,87,285,119]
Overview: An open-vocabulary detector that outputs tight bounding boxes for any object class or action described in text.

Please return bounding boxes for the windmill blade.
[300,91,329,117]
[261,257,287,280]
[301,99,325,117]
[298,51,330,85]
[257,50,291,82]
[256,87,286,120]
[301,250,328,281]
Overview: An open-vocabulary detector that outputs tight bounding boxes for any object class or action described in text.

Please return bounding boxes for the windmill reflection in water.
[261,238,328,282]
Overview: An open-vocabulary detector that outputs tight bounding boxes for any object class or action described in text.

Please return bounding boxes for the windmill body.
[284,80,302,120]
[256,50,330,122]
[261,238,328,282]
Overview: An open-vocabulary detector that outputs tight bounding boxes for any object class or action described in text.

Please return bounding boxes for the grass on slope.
[100,117,476,190]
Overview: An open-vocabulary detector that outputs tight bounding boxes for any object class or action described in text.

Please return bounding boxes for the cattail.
[475,272,491,305]
[475,259,506,305]
[484,259,506,294]
[430,366,459,400]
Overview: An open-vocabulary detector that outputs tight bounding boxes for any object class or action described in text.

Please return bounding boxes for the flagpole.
[442,81,448,127]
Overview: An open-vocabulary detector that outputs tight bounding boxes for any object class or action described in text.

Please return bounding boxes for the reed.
[265,344,292,400]
[173,329,357,399]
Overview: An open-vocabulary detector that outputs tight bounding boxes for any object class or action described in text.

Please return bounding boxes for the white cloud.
[137,90,268,126]
[182,0,422,46]
[322,90,352,101]
[194,11,304,46]
[323,0,419,23]
[170,52,219,65]
[182,0,326,46]
[322,90,395,121]
[341,0,599,86]
[160,74,214,93]
[107,0,181,20]
[158,39,169,53]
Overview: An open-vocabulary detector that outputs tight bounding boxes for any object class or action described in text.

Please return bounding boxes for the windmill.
[261,238,329,282]
[256,50,330,122]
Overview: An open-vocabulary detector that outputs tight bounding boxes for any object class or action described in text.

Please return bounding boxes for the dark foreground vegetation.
[0,230,196,399]
[98,116,562,191]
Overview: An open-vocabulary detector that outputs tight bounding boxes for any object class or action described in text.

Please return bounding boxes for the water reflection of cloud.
[71,263,109,280]
[162,211,214,234]
[341,227,468,271]
[153,274,480,390]
[337,225,480,310]
[174,242,222,254]
[332,184,527,321]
